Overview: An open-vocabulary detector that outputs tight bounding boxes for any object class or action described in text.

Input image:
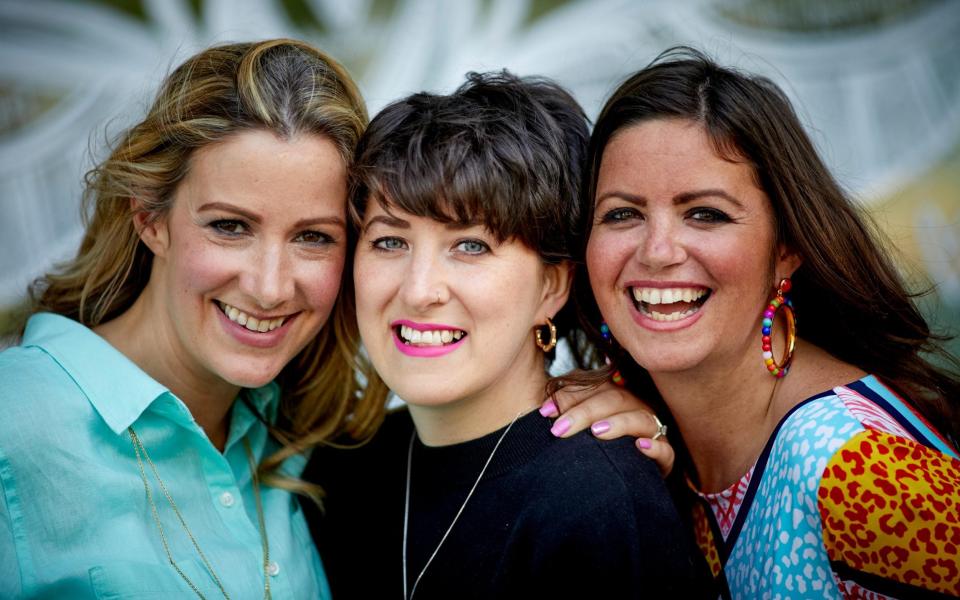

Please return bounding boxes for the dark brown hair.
[350,70,588,263]
[571,46,959,444]
[351,70,592,366]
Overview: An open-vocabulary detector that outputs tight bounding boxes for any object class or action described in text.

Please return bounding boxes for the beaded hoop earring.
[599,322,625,387]
[535,317,557,353]
[761,278,796,378]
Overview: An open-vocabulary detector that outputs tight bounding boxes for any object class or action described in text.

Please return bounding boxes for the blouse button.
[267,561,280,577]
[219,491,235,507]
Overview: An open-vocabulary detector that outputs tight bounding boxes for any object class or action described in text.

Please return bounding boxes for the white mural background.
[1,0,958,351]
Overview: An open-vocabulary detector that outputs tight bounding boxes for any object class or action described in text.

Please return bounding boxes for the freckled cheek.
[586,232,629,293]
[699,237,772,293]
[353,257,399,313]
[471,270,540,338]
[171,244,241,301]
[300,256,346,316]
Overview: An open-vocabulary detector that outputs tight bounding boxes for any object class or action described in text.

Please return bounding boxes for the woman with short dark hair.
[311,71,711,599]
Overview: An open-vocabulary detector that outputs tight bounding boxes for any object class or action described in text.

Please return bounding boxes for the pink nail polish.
[539,399,559,418]
[637,438,652,450]
[591,420,611,435]
[550,417,571,437]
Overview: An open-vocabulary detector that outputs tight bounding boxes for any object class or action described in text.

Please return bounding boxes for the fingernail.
[637,438,653,450]
[539,399,559,418]
[591,420,611,435]
[550,417,571,437]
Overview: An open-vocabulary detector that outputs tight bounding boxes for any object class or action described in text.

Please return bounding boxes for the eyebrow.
[596,189,744,209]
[198,201,345,229]
[363,214,410,231]
[363,213,485,232]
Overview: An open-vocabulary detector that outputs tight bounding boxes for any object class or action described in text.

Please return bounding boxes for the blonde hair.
[29,39,389,499]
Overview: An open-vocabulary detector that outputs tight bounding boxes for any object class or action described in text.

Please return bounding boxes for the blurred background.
[1,0,958,354]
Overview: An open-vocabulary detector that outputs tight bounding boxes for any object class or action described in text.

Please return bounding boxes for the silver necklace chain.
[129,426,271,600]
[402,412,522,600]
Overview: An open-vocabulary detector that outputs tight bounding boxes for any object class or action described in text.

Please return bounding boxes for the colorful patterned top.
[691,375,960,599]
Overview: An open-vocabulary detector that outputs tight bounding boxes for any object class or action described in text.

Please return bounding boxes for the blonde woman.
[0,39,385,599]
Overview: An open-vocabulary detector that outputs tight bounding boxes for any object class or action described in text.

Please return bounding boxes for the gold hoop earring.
[761,278,796,378]
[535,317,557,353]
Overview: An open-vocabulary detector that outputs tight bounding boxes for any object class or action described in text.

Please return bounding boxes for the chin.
[217,359,286,390]
[625,347,706,375]
[392,386,461,409]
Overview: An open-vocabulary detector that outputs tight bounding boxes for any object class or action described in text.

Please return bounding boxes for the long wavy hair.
[569,46,959,449]
[26,39,389,498]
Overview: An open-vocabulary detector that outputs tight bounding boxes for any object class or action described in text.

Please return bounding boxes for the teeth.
[398,325,466,346]
[218,302,286,333]
[631,287,707,305]
[646,307,700,322]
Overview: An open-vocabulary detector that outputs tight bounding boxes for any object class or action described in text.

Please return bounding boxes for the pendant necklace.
[402,411,522,600]
[129,426,271,600]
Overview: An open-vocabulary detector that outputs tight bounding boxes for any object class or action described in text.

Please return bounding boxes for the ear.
[537,260,574,322]
[131,197,170,258]
[775,243,802,281]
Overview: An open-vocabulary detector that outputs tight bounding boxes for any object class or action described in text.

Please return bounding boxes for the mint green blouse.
[0,313,331,599]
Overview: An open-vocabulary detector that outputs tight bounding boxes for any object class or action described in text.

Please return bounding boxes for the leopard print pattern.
[692,501,724,578]
[819,428,960,596]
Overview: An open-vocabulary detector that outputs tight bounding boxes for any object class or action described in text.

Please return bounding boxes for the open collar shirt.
[0,313,330,599]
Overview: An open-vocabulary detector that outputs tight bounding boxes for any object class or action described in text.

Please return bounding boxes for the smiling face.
[354,202,569,435]
[586,119,799,375]
[139,129,347,390]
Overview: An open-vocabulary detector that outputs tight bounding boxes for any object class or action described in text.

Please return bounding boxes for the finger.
[547,388,640,438]
[636,437,675,478]
[587,410,661,441]
[546,381,609,413]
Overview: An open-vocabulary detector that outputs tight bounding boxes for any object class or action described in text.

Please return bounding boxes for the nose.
[400,247,448,311]
[635,217,686,271]
[239,243,295,311]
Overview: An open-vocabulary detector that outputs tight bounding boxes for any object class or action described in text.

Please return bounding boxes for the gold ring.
[650,413,668,441]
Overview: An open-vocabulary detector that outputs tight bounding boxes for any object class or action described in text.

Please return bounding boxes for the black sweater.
[305,409,713,599]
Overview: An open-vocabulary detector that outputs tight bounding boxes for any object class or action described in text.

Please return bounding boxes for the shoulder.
[522,431,675,524]
[0,343,102,466]
[510,432,712,593]
[0,343,84,413]
[775,375,955,464]
[816,425,960,596]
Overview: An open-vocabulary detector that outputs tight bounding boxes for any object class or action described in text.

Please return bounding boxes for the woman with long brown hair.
[560,47,960,598]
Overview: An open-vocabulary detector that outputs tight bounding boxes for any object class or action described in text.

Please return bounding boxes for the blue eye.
[599,207,641,224]
[372,237,406,251]
[456,239,489,255]
[210,220,247,235]
[689,208,732,224]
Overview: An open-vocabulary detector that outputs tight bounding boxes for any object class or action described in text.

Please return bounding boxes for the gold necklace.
[129,427,271,600]
[402,411,522,600]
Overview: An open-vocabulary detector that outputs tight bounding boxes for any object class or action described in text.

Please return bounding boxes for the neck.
[94,291,239,452]
[652,349,784,492]
[408,350,547,446]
